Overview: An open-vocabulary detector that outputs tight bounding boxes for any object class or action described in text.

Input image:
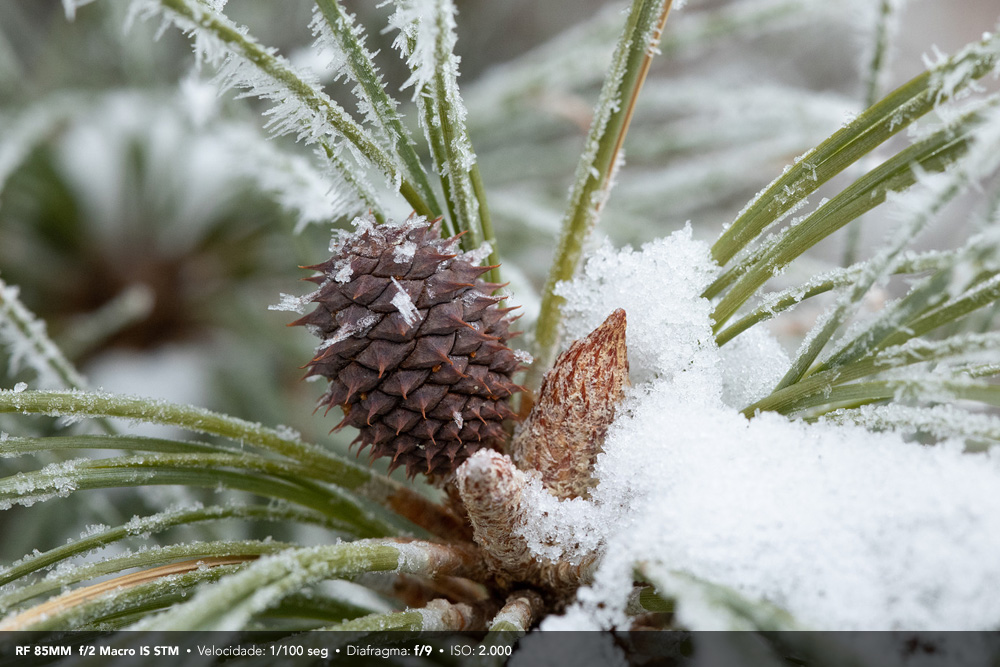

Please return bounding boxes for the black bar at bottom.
[0,630,998,667]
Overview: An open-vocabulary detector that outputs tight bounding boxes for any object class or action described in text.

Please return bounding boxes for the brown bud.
[454,450,594,595]
[510,309,629,499]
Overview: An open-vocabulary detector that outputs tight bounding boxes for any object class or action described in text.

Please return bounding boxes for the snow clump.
[529,225,1000,631]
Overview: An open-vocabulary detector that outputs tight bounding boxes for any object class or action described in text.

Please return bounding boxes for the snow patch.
[390,277,422,328]
[393,241,417,263]
[533,228,1000,631]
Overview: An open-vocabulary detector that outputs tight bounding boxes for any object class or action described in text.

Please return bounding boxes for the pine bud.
[510,309,629,499]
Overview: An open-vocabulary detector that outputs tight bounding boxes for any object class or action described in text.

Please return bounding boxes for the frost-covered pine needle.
[0,279,88,391]
[127,0,394,214]
[388,0,482,244]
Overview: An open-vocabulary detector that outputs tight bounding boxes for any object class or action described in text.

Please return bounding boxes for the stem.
[711,117,976,330]
[322,610,424,632]
[743,333,1000,416]
[843,0,899,265]
[131,539,484,630]
[313,0,441,217]
[0,541,281,614]
[531,0,674,389]
[715,253,952,346]
[707,29,1000,275]
[156,0,432,217]
[0,390,469,540]
[774,167,964,392]
[0,460,384,535]
[2,560,250,631]
[0,503,331,588]
[471,163,502,284]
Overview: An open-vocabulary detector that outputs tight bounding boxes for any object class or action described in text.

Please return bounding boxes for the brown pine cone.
[290,215,525,477]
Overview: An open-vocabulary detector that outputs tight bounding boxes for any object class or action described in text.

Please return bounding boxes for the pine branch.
[0,390,468,540]
[530,0,674,389]
[707,29,1000,275]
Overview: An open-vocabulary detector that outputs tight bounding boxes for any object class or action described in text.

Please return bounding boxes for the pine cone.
[291,215,524,477]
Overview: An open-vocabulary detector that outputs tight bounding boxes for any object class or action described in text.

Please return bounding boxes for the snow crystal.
[333,261,353,284]
[392,541,428,573]
[268,292,315,315]
[79,523,111,539]
[12,383,27,393]
[390,277,422,328]
[316,313,379,351]
[462,241,493,266]
[716,326,788,409]
[274,424,303,442]
[534,228,1000,631]
[393,241,417,263]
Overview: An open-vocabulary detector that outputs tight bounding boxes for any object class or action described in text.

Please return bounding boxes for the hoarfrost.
[537,229,1000,631]
[322,263,349,287]
[1,279,88,389]
[316,313,379,350]
[389,0,479,209]
[392,241,417,263]
[12,382,27,393]
[388,0,442,101]
[268,292,315,315]
[461,241,493,266]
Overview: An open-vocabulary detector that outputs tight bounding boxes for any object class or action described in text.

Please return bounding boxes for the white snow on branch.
[533,229,1000,631]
